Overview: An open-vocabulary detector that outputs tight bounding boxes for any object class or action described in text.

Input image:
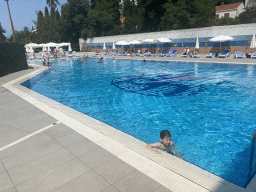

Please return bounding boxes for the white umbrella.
[112,42,116,49]
[68,44,72,52]
[250,34,255,49]
[157,37,171,52]
[142,39,157,53]
[195,37,199,49]
[157,37,171,43]
[129,40,141,54]
[209,35,234,52]
[103,42,106,50]
[115,41,131,45]
[115,41,130,53]
[142,39,157,44]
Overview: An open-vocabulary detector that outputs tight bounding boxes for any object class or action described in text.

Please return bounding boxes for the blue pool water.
[24,58,256,187]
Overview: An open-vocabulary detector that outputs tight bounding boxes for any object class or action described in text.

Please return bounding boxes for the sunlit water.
[24,58,256,187]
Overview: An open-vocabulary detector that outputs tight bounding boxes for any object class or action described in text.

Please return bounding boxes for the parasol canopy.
[141,39,157,44]
[250,34,256,49]
[157,37,171,43]
[195,37,199,49]
[115,41,131,45]
[209,35,234,52]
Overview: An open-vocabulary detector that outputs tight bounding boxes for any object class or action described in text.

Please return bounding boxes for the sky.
[0,0,67,37]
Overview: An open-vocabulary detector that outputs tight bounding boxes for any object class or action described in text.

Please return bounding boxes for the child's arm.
[146,142,162,154]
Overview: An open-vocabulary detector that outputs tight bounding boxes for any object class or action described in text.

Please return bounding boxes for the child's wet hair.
[160,130,171,139]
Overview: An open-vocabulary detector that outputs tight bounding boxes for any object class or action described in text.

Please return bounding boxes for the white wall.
[80,23,256,45]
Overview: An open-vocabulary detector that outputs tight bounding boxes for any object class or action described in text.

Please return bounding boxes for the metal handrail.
[248,130,256,179]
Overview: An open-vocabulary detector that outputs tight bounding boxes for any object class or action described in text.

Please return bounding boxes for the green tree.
[94,0,121,34]
[81,9,114,38]
[0,22,6,41]
[238,7,256,23]
[189,0,218,28]
[160,0,191,30]
[58,0,90,47]
[138,0,168,32]
[122,0,143,34]
[46,0,60,9]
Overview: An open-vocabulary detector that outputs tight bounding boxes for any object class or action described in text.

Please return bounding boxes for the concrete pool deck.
[0,55,256,192]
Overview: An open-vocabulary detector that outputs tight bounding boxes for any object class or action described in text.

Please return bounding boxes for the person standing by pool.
[146,130,183,159]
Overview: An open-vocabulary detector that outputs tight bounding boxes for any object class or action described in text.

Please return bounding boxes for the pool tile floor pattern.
[0,68,173,192]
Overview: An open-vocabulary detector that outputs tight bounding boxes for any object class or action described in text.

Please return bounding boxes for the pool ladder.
[248,130,256,179]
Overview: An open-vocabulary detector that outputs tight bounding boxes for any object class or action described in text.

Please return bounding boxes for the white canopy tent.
[25,43,40,53]
[129,40,141,53]
[57,42,72,52]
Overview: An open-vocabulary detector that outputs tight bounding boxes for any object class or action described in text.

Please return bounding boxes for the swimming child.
[146,130,183,159]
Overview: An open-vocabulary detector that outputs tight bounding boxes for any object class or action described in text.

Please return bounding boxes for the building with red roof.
[215,2,245,19]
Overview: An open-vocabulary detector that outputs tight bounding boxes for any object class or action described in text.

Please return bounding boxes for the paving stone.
[15,158,91,192]
[79,148,116,169]
[5,114,57,133]
[113,169,161,192]
[0,124,30,148]
[66,140,100,157]
[0,132,53,159]
[45,123,76,139]
[0,171,14,192]
[101,185,120,192]
[54,131,87,147]
[93,158,135,185]
[154,186,173,192]
[0,161,5,173]
[7,148,76,185]
[1,186,17,192]
[1,139,63,170]
[51,170,110,192]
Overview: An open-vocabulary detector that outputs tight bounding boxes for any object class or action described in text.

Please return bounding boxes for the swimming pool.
[24,58,256,187]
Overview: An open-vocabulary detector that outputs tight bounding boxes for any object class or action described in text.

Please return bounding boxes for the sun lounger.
[109,50,115,56]
[72,51,79,57]
[218,50,230,58]
[206,53,214,58]
[165,49,172,57]
[26,52,36,60]
[251,53,256,59]
[191,52,200,58]
[135,50,142,56]
[172,49,177,57]
[234,51,245,58]
[181,52,188,57]
[104,50,109,55]
[141,50,151,57]
[114,50,119,56]
[158,49,166,57]
[65,51,73,58]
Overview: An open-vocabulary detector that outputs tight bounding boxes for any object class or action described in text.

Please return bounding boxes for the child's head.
[160,130,171,146]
